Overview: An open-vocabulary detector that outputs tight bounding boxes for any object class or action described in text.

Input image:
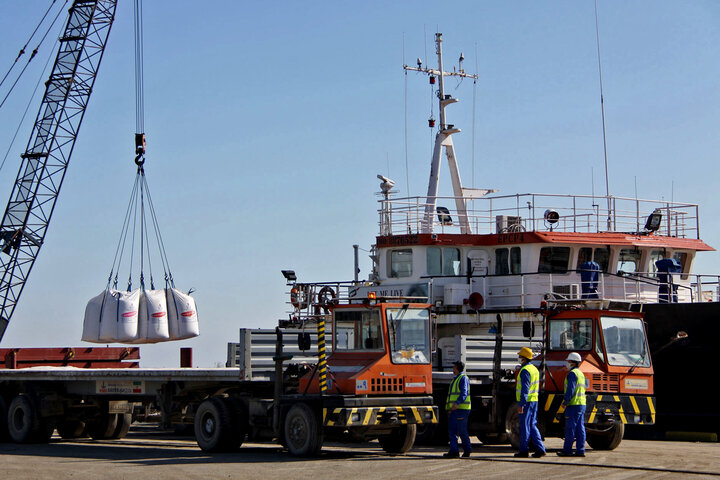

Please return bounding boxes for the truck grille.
[371,376,403,393]
[591,373,620,392]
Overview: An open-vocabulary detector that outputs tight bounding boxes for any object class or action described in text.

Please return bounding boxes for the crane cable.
[0,0,68,111]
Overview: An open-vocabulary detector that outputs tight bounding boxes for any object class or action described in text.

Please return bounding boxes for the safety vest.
[565,368,587,406]
[446,373,471,410]
[515,363,540,403]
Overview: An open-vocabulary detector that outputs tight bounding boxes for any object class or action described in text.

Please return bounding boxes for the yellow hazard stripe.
[544,394,555,412]
[613,395,627,423]
[629,396,640,415]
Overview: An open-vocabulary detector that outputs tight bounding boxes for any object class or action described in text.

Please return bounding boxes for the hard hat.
[518,347,533,360]
[566,352,582,363]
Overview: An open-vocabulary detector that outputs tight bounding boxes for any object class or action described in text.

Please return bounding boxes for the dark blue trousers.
[518,402,545,454]
[563,404,586,454]
[447,409,472,454]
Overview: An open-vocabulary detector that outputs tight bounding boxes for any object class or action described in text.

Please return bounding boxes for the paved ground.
[1,429,718,480]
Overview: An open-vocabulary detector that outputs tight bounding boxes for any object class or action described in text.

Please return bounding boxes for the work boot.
[462,451,471,458]
[443,451,460,458]
[574,452,586,457]
[532,450,546,458]
[556,451,574,457]
[514,452,529,458]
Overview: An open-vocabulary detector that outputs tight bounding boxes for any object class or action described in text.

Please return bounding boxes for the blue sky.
[0,1,718,367]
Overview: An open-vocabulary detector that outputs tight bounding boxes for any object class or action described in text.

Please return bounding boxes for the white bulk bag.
[138,289,169,342]
[82,290,107,343]
[166,288,199,340]
[116,289,140,342]
[98,290,120,343]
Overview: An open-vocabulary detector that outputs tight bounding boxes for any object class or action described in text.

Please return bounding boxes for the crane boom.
[0,0,117,341]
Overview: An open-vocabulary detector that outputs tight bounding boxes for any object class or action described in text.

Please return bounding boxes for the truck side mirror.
[522,320,535,338]
[297,332,311,351]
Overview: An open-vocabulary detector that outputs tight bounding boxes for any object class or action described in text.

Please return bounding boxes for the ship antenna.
[594,0,612,230]
[403,33,410,198]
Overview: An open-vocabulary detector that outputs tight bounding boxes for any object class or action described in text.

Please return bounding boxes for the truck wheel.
[57,420,87,439]
[7,394,44,443]
[225,397,248,448]
[477,432,509,445]
[88,413,119,440]
[0,396,9,442]
[109,413,132,439]
[505,403,521,449]
[413,423,441,445]
[378,424,417,454]
[194,397,238,452]
[284,403,323,457]
[587,422,624,450]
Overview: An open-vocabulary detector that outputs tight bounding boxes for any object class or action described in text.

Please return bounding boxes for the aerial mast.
[404,33,478,234]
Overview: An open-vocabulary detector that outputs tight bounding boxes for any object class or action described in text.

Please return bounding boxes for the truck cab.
[299,302,433,396]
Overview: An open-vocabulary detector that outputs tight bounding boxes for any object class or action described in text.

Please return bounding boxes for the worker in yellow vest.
[443,360,471,458]
[514,347,546,458]
[557,352,587,457]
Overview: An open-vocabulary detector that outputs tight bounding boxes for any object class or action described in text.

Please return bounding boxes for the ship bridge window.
[538,247,570,273]
[577,247,610,272]
[388,249,413,278]
[617,248,641,274]
[673,251,689,280]
[495,247,521,275]
[427,247,461,276]
[648,250,666,277]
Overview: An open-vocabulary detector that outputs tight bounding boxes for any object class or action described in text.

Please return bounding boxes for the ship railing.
[378,193,700,238]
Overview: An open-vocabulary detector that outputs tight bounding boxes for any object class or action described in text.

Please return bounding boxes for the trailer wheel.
[378,424,417,454]
[505,403,521,449]
[194,397,238,452]
[587,422,624,450]
[57,420,87,439]
[225,397,248,448]
[88,413,119,440]
[0,396,9,442]
[7,394,44,443]
[284,403,323,457]
[109,413,132,439]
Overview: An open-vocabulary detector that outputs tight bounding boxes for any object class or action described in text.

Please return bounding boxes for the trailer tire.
[505,402,522,449]
[0,396,9,442]
[284,403,323,457]
[109,413,132,439]
[57,420,87,439]
[225,397,248,448]
[7,394,44,443]
[88,413,119,440]
[378,424,417,454]
[195,397,238,452]
[587,421,624,450]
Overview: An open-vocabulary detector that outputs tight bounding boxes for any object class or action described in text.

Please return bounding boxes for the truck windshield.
[548,318,592,351]
[334,309,383,351]
[387,307,431,364]
[600,316,650,367]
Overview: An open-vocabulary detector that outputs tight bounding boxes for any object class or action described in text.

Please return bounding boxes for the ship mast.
[404,33,478,234]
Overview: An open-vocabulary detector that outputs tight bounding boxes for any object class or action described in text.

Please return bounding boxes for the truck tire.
[88,413,119,440]
[477,432,509,445]
[57,420,87,439]
[194,397,238,452]
[587,422,624,450]
[109,413,132,439]
[378,424,417,454]
[505,402,521,449]
[414,422,443,445]
[225,397,248,448]
[7,394,44,443]
[284,403,323,457]
[0,396,9,442]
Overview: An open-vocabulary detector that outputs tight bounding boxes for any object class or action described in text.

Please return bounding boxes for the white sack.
[116,289,140,342]
[166,288,199,340]
[82,290,107,343]
[138,289,169,342]
[98,290,120,342]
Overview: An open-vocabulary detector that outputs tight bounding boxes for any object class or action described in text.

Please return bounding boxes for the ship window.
[427,247,461,276]
[617,248,641,274]
[538,247,570,273]
[673,251,689,280]
[495,247,521,275]
[648,250,665,277]
[577,247,610,272]
[388,249,413,278]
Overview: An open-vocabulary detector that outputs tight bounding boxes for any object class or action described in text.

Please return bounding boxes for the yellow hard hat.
[518,347,533,360]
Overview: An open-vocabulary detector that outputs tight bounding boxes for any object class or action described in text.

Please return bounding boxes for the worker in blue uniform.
[557,352,587,457]
[514,347,546,458]
[443,360,472,458]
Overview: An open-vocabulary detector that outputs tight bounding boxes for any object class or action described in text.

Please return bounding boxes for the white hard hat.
[566,352,582,363]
